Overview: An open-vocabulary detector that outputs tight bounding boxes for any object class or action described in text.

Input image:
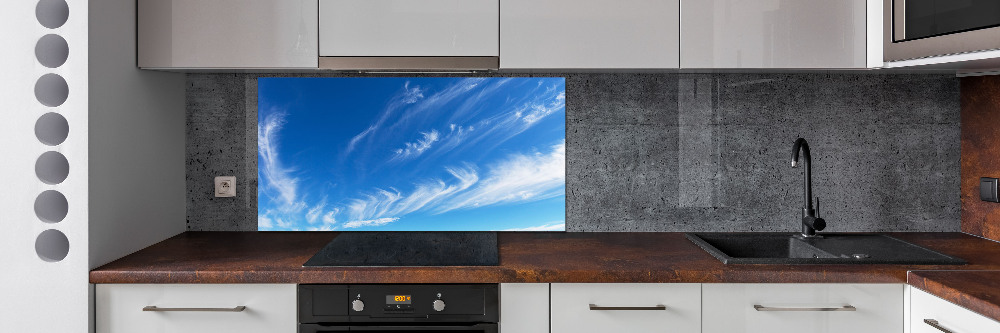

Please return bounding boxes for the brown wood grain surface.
[962,76,1000,241]
[909,270,1000,323]
[90,231,1000,284]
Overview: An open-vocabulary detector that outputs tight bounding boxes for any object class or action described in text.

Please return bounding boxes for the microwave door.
[896,0,1000,42]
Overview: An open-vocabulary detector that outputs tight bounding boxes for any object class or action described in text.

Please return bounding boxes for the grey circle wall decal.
[35,112,69,146]
[34,190,68,223]
[34,73,69,107]
[35,229,69,262]
[36,0,69,29]
[35,34,69,68]
[35,151,69,185]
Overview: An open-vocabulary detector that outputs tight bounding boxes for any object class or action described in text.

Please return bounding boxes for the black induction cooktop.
[303,232,499,267]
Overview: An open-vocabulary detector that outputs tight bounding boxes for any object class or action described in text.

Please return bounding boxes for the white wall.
[88,0,186,270]
[0,0,185,331]
[0,0,90,331]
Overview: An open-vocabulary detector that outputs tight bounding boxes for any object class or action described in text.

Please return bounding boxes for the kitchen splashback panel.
[187,73,960,232]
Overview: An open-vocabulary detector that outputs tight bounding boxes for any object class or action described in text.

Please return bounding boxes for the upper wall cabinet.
[319,0,499,57]
[681,0,875,68]
[138,0,318,69]
[500,0,680,69]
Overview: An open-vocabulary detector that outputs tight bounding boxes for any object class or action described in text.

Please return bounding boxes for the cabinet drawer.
[96,284,296,333]
[551,283,701,333]
[702,284,903,333]
[911,288,1000,333]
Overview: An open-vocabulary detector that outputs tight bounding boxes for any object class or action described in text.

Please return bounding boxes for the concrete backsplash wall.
[186,73,961,232]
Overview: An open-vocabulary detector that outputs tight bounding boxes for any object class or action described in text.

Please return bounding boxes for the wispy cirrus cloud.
[502,222,565,231]
[342,166,478,222]
[437,141,565,213]
[305,199,326,224]
[393,130,440,160]
[258,112,304,213]
[322,209,339,225]
[333,141,565,228]
[346,81,426,154]
[343,217,400,229]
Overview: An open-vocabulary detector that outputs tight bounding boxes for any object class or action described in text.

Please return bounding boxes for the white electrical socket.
[215,176,236,197]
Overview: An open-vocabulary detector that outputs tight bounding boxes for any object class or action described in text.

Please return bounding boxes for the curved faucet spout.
[791,138,824,237]
[791,138,812,210]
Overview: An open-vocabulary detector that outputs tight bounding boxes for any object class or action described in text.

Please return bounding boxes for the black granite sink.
[686,233,966,265]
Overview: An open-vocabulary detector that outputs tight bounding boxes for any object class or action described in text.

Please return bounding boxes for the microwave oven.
[884,0,1000,62]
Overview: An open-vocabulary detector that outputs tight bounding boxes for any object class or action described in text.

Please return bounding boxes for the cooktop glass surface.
[303,232,499,267]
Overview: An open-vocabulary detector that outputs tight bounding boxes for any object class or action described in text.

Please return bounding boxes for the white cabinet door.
[138,0,318,69]
[500,284,549,333]
[319,0,499,57]
[702,283,903,333]
[681,0,869,68]
[911,287,1000,333]
[551,283,701,333]
[501,0,680,69]
[96,284,297,333]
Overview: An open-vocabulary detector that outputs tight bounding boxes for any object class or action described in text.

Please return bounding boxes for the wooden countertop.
[90,231,1000,284]
[90,231,1000,322]
[908,270,1000,323]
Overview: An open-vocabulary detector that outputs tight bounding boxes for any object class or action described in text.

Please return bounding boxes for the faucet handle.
[815,197,820,218]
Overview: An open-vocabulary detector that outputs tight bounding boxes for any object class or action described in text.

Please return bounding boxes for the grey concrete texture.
[186,73,960,232]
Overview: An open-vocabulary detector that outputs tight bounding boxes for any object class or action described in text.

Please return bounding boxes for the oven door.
[885,0,1000,61]
[300,323,498,333]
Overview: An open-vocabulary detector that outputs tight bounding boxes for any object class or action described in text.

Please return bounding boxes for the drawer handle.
[753,305,856,312]
[924,319,955,333]
[143,306,247,312]
[589,304,667,311]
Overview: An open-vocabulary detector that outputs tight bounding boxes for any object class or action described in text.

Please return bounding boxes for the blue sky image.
[257,77,566,231]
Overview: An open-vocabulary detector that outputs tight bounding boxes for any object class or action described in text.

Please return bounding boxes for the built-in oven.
[884,0,1000,61]
[299,284,498,333]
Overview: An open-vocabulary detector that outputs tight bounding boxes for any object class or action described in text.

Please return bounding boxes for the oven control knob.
[432,299,446,312]
[352,299,365,312]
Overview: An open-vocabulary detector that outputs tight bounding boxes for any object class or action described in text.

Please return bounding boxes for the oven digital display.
[386,295,412,304]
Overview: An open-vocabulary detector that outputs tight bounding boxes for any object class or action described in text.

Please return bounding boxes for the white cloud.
[306,200,326,224]
[385,166,479,217]
[502,222,565,231]
[331,141,564,225]
[307,225,337,231]
[258,215,274,229]
[322,209,339,225]
[438,141,565,213]
[401,81,424,104]
[342,217,400,229]
[393,129,440,160]
[345,81,426,154]
[342,166,479,222]
[387,78,486,130]
[258,112,304,213]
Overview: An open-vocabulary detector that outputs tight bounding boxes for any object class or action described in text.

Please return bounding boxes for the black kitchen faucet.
[791,138,826,238]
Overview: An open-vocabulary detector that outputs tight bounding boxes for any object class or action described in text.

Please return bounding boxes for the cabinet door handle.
[143,306,247,312]
[924,319,955,333]
[589,304,667,311]
[753,305,856,312]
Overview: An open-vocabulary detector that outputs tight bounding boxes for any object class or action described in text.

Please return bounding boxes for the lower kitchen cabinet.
[500,283,549,333]
[910,287,1000,333]
[702,283,903,333]
[95,284,297,333]
[551,283,702,333]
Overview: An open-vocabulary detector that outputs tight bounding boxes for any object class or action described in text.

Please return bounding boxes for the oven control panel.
[299,284,498,323]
